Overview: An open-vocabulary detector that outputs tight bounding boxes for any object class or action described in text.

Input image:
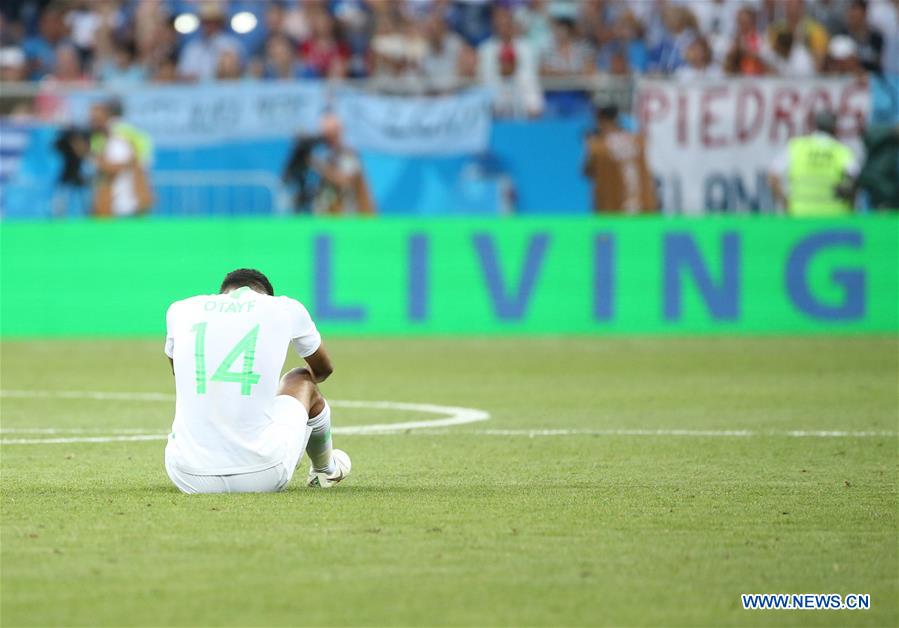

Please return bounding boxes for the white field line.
[1,389,175,402]
[0,389,490,441]
[0,427,160,434]
[329,400,490,433]
[1,428,896,445]
[467,428,897,438]
[1,389,895,445]
[1,434,167,445]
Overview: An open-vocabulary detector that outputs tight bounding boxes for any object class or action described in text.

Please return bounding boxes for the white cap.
[0,46,25,68]
[828,35,858,60]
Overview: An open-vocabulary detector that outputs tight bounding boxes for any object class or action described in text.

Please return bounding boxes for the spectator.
[46,44,91,85]
[684,0,739,59]
[768,110,859,216]
[96,39,147,86]
[596,10,648,75]
[842,0,884,72]
[724,6,766,75]
[540,17,595,77]
[447,0,493,47]
[868,0,898,74]
[404,0,437,23]
[808,0,852,35]
[762,30,816,77]
[421,9,468,91]
[151,55,181,83]
[0,46,27,81]
[583,104,656,215]
[370,7,425,85]
[457,41,479,80]
[515,0,553,56]
[299,8,349,79]
[133,2,180,76]
[262,34,307,80]
[2,0,894,90]
[647,5,696,75]
[675,37,722,81]
[768,0,830,71]
[31,43,91,120]
[0,44,34,118]
[824,34,863,73]
[309,113,375,215]
[578,0,610,48]
[264,2,288,39]
[177,2,244,81]
[608,50,631,76]
[22,4,69,80]
[241,2,287,58]
[629,0,671,50]
[283,0,314,43]
[152,54,179,83]
[215,48,244,81]
[89,99,154,218]
[333,0,374,77]
[0,13,23,50]
[478,6,543,118]
[64,0,102,65]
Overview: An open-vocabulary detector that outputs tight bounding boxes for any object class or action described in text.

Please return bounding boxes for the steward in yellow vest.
[768,111,859,217]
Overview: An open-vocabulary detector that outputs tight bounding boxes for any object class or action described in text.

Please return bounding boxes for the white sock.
[306,402,335,474]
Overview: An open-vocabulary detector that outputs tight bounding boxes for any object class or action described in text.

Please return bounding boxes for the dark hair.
[554,17,576,33]
[813,110,837,135]
[106,98,124,117]
[115,38,137,60]
[220,268,274,296]
[596,103,619,120]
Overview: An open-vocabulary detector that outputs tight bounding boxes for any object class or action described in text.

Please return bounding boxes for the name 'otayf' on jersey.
[164,287,321,475]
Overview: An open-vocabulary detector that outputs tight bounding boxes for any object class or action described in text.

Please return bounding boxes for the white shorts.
[165,455,292,494]
[165,396,312,494]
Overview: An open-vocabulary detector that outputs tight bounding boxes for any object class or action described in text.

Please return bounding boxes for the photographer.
[282,133,324,214]
[582,104,656,214]
[282,114,375,215]
[89,99,154,217]
[52,126,91,217]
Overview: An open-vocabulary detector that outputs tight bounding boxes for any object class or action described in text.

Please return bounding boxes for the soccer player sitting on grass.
[162,269,350,494]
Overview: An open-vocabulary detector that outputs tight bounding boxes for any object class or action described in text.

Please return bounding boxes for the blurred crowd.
[1,0,897,115]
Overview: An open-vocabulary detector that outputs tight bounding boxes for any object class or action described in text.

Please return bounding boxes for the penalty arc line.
[0,389,491,440]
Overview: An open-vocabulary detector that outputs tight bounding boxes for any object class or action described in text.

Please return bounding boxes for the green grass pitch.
[1,337,896,627]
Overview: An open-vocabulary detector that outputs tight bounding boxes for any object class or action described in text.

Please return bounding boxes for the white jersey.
[164,287,321,475]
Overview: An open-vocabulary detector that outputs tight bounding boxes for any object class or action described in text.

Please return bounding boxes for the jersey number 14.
[190,323,261,396]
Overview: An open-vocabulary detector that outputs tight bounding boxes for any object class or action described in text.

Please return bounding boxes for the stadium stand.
[0,0,896,217]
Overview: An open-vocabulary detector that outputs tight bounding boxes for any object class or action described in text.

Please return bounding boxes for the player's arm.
[304,344,333,383]
[288,298,332,382]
